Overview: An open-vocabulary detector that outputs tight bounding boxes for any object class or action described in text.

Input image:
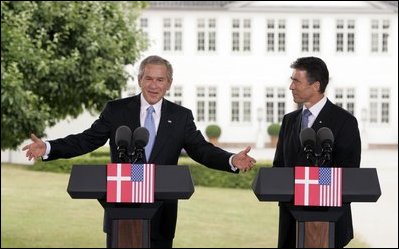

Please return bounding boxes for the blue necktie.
[301,109,312,130]
[144,106,156,162]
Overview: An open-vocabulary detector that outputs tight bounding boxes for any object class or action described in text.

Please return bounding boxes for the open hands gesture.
[22,134,46,161]
[232,146,257,173]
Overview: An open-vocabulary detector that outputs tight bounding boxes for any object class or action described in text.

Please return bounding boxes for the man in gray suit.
[23,55,256,248]
[273,56,361,248]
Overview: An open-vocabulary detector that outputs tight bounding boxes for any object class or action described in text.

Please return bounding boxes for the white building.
[2,1,397,164]
[130,1,398,147]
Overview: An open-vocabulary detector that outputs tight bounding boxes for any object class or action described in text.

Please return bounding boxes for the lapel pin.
[319,121,323,124]
[168,120,172,124]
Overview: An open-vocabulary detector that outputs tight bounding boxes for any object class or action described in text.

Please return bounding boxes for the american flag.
[294,166,342,207]
[106,163,155,203]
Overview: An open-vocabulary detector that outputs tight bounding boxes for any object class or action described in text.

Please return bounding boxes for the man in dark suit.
[273,56,361,248]
[23,55,256,248]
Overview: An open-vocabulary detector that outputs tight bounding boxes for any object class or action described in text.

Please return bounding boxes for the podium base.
[111,219,150,248]
[296,221,334,248]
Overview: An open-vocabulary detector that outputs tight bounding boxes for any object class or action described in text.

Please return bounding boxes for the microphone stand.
[303,144,315,166]
[117,146,131,163]
[318,143,332,167]
[131,147,145,164]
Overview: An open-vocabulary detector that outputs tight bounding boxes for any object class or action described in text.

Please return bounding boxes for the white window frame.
[334,88,356,116]
[265,87,286,123]
[301,19,320,52]
[336,19,356,53]
[196,86,217,122]
[231,86,252,123]
[231,18,252,53]
[266,19,286,53]
[163,18,183,52]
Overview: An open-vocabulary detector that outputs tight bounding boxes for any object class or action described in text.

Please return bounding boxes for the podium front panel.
[67,165,194,200]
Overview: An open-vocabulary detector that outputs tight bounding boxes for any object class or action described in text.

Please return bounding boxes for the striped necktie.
[301,109,312,130]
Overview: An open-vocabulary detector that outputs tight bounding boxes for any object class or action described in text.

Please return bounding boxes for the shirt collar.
[303,95,327,117]
[140,94,163,115]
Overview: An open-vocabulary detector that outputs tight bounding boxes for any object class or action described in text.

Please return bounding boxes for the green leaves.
[1,1,147,149]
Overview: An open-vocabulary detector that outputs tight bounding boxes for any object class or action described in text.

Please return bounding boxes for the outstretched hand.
[232,146,257,173]
[22,134,46,161]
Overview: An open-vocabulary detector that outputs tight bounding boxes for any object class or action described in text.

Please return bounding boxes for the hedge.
[30,148,272,189]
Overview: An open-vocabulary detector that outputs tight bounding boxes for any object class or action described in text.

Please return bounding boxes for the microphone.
[131,127,149,163]
[133,127,149,148]
[300,128,316,166]
[115,126,132,162]
[317,127,334,166]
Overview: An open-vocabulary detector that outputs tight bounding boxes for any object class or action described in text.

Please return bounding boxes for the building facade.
[2,1,397,164]
[127,1,398,147]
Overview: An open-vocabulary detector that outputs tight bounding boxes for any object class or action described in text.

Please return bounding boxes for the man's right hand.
[22,134,46,161]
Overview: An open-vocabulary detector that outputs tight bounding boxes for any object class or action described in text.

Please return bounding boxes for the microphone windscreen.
[317,127,334,145]
[133,127,149,148]
[115,126,132,148]
[300,128,316,147]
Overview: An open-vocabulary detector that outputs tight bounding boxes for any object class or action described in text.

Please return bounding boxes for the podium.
[67,165,194,248]
[252,167,381,248]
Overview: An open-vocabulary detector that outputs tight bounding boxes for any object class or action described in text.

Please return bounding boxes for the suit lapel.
[311,99,333,132]
[126,95,141,131]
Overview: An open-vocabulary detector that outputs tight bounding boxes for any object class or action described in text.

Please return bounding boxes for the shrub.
[205,124,221,139]
[178,157,272,189]
[267,123,281,136]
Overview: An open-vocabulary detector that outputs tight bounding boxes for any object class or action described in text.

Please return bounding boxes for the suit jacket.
[273,99,361,248]
[47,94,236,241]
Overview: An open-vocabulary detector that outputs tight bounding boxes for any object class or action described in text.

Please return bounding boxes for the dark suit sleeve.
[45,102,113,160]
[332,115,361,168]
[273,115,287,168]
[182,110,234,173]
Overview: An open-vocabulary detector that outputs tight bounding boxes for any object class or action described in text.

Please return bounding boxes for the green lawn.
[1,164,367,248]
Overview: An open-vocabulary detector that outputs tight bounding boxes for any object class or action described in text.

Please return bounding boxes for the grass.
[1,164,368,248]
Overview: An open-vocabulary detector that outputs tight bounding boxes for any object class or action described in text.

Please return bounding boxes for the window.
[196,86,217,122]
[336,19,355,53]
[197,18,217,52]
[371,19,390,53]
[231,87,251,122]
[369,88,390,124]
[265,87,286,123]
[301,19,320,52]
[163,18,183,51]
[232,18,251,52]
[139,18,149,40]
[334,88,355,115]
[165,86,183,106]
[266,19,286,52]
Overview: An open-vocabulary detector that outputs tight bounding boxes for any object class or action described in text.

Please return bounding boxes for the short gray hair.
[138,55,173,83]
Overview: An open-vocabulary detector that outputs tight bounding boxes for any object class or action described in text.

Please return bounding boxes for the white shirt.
[140,94,162,132]
[302,95,327,128]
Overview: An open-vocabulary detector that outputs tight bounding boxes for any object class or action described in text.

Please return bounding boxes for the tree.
[1,1,148,149]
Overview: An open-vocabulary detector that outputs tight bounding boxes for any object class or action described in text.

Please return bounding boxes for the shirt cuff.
[42,141,51,160]
[229,155,238,172]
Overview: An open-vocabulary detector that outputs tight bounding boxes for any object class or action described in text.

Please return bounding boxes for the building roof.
[148,1,398,13]
[149,1,234,9]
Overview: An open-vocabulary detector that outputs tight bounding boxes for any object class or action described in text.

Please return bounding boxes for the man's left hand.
[232,146,257,173]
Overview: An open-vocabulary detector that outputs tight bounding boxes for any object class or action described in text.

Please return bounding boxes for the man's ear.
[167,80,172,90]
[313,81,321,92]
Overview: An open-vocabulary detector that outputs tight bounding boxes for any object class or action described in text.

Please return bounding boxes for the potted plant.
[205,124,221,145]
[267,123,281,147]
